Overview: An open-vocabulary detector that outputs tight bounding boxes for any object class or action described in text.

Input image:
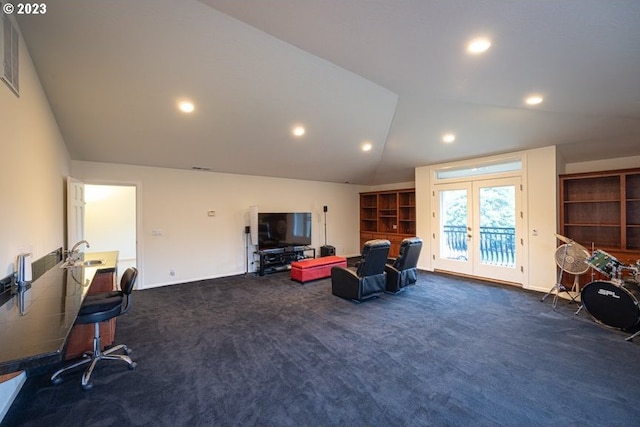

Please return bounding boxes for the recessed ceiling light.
[292,126,306,137]
[467,37,491,54]
[525,95,544,106]
[178,100,195,113]
[442,133,456,143]
[361,142,373,152]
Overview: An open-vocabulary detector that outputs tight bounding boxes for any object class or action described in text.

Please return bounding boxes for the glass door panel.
[473,178,522,283]
[435,183,472,275]
[478,185,516,267]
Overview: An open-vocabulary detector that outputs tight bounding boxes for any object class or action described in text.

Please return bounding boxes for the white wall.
[563,155,640,175]
[71,161,366,289]
[415,146,558,292]
[415,166,432,271]
[364,181,416,192]
[0,17,70,421]
[525,146,559,292]
[0,24,70,276]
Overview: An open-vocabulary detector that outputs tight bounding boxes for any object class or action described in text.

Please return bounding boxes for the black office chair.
[51,267,138,390]
[331,239,390,302]
[385,237,423,293]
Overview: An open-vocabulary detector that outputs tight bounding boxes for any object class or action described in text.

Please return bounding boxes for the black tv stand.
[256,246,315,276]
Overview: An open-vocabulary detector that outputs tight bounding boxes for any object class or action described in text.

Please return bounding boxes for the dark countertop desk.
[0,251,118,375]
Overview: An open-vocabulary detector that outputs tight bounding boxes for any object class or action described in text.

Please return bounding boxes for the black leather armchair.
[385,237,422,293]
[331,239,390,302]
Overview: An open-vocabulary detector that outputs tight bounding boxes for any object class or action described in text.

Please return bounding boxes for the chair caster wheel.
[82,382,93,391]
[129,362,137,370]
[51,377,62,386]
[125,348,133,356]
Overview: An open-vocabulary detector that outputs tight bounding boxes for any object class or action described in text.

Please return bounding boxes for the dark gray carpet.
[3,271,640,426]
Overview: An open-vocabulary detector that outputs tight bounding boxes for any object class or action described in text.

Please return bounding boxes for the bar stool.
[51,267,138,390]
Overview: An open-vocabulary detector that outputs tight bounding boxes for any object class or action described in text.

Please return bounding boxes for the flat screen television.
[258,212,312,250]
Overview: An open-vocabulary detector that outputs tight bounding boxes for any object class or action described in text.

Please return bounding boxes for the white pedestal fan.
[541,234,590,308]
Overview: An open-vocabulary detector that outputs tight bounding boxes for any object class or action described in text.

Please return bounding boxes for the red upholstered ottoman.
[290,256,347,283]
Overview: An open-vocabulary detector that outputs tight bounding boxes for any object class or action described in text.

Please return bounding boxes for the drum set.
[542,234,640,341]
[568,241,640,341]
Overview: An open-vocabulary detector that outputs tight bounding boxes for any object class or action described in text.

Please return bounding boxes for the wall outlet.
[169,269,176,276]
[152,229,163,236]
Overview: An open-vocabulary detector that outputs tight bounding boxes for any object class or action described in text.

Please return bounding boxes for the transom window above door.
[435,159,522,181]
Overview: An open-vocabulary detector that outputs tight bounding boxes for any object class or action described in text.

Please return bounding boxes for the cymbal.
[554,233,575,244]
[555,234,590,253]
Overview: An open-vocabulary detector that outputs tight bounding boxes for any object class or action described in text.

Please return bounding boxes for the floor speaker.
[320,245,335,257]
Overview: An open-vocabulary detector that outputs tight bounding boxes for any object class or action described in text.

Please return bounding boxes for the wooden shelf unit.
[360,193,378,232]
[559,168,640,265]
[360,189,416,258]
[627,173,640,251]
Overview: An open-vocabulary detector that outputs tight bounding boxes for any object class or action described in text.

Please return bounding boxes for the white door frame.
[432,173,525,285]
[67,177,143,289]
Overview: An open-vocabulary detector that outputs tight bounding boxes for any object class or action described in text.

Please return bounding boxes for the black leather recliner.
[331,239,390,302]
[385,237,422,293]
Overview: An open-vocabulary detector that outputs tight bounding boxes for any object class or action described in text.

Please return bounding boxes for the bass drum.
[581,280,640,331]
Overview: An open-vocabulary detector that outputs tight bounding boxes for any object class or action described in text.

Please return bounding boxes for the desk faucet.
[67,240,90,262]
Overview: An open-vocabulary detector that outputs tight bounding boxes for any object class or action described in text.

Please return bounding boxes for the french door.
[434,177,523,284]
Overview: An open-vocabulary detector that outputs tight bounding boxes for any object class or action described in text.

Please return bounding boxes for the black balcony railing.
[443,225,516,267]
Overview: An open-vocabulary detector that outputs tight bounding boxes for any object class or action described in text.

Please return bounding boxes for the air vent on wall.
[1,10,19,97]
[191,166,212,171]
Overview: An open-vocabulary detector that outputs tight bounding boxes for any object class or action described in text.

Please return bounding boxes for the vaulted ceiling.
[17,0,640,185]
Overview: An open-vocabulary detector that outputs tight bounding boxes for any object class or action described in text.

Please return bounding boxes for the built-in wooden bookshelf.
[559,168,640,267]
[360,189,416,258]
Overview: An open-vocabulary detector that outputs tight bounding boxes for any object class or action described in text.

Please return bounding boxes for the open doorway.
[84,184,137,285]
